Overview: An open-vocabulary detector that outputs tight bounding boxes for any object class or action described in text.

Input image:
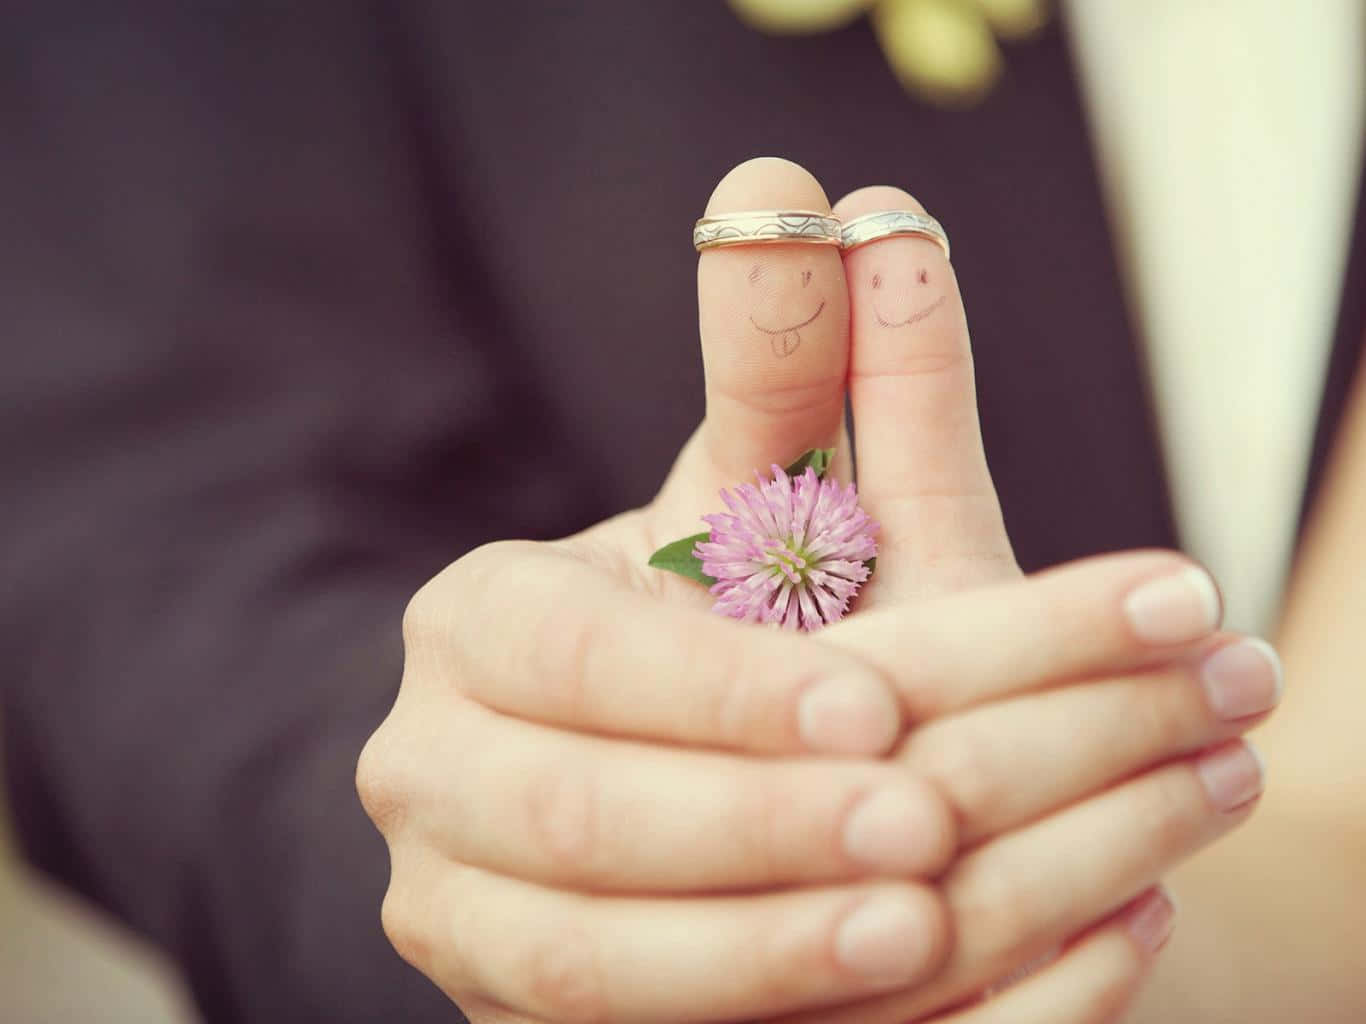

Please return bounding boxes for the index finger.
[403,540,903,756]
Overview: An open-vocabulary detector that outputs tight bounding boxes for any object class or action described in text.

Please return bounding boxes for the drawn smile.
[873,294,946,328]
[748,300,826,336]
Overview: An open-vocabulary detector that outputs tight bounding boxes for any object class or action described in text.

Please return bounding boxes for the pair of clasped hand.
[358,159,1281,1023]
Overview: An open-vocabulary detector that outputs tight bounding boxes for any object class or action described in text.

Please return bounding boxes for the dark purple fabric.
[1,3,1359,1021]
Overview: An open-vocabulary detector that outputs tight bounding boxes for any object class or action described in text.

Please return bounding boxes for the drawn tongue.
[771,331,801,358]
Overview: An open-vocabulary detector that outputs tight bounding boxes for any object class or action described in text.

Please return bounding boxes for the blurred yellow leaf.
[727,0,874,35]
[728,0,1050,106]
[872,0,1002,106]
[976,0,1050,39]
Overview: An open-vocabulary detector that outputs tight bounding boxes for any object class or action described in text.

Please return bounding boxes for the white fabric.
[1063,0,1365,632]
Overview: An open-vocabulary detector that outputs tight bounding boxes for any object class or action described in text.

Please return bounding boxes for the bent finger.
[405,540,903,755]
[903,633,1282,844]
[408,699,953,891]
[401,866,948,1024]
[777,740,1262,1022]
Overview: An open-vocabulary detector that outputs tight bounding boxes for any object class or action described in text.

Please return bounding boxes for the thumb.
[651,157,853,535]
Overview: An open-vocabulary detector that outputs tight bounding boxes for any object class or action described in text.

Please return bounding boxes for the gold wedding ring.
[692,210,843,251]
[839,209,951,259]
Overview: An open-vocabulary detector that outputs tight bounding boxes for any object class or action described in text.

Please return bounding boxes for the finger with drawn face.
[654,158,851,527]
[832,186,1015,600]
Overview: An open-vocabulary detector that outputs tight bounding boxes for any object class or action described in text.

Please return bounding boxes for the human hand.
[762,181,1278,1021]
[357,159,1279,1023]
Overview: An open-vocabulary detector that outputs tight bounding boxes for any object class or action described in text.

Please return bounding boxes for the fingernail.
[843,788,933,872]
[798,675,899,755]
[1200,639,1284,720]
[834,896,930,981]
[1125,886,1177,953]
[1123,566,1221,645]
[1196,740,1265,811]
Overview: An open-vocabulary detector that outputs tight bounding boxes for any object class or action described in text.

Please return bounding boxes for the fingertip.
[1194,737,1266,813]
[1121,558,1223,647]
[832,885,949,986]
[839,774,957,877]
[1026,548,1223,663]
[705,156,833,215]
[1120,885,1177,956]
[832,184,929,220]
[796,669,903,755]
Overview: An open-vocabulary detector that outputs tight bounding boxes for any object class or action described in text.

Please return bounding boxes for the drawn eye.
[917,268,929,284]
[872,273,882,289]
[801,269,812,287]
[748,265,762,284]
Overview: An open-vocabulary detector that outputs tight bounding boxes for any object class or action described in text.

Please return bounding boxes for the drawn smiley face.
[871,265,946,328]
[746,262,826,358]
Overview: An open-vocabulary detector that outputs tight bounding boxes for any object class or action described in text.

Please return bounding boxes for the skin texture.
[358,159,1280,1023]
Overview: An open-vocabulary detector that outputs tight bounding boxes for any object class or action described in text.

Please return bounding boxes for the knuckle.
[524,757,601,878]
[459,539,525,590]
[380,881,430,971]
[703,647,765,750]
[523,921,609,1024]
[849,328,971,385]
[400,577,436,647]
[712,374,845,418]
[403,541,523,650]
[733,768,789,882]
[356,720,409,835]
[402,565,459,650]
[887,344,971,379]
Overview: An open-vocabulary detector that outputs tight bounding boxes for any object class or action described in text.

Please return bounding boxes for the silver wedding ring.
[840,209,951,259]
[692,210,843,251]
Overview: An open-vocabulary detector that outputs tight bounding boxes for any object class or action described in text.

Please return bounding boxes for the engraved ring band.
[692,210,843,251]
[839,209,951,259]
[692,208,952,260]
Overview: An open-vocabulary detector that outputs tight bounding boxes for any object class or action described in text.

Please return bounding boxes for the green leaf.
[864,557,877,576]
[647,532,716,586]
[783,447,835,480]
